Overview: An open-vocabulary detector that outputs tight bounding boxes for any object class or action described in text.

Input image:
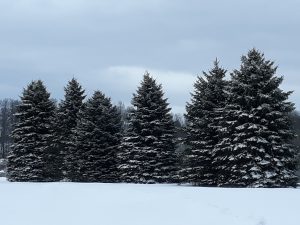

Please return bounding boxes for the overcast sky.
[0,0,299,113]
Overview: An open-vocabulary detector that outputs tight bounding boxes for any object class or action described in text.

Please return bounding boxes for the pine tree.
[181,60,227,186]
[56,78,85,180]
[7,80,58,182]
[72,91,121,182]
[118,72,177,184]
[215,49,298,187]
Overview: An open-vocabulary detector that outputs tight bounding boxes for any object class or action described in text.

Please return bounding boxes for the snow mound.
[0,178,299,225]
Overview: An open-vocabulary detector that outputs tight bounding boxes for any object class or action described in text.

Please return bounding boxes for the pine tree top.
[22,80,50,101]
[229,48,294,112]
[85,91,113,112]
[204,59,227,81]
[233,48,278,83]
[187,60,227,116]
[132,72,171,116]
[56,78,86,139]
[17,80,55,117]
[79,90,121,131]
[61,78,86,107]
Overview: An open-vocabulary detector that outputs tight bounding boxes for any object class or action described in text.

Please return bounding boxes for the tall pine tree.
[71,91,121,182]
[118,72,177,184]
[56,78,85,180]
[181,60,227,186]
[7,80,58,182]
[215,49,298,187]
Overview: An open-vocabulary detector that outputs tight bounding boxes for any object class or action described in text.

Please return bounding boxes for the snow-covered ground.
[0,178,299,225]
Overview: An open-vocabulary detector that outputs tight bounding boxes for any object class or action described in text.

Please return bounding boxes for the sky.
[0,0,299,113]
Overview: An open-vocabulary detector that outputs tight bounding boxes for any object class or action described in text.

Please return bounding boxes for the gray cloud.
[0,0,299,113]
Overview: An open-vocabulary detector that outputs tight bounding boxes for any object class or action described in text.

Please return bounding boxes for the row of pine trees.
[7,49,299,187]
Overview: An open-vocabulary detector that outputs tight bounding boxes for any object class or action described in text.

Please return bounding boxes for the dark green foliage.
[290,112,300,179]
[181,60,227,186]
[0,99,19,158]
[118,72,177,183]
[71,91,121,182]
[7,80,58,182]
[215,49,298,187]
[56,78,85,180]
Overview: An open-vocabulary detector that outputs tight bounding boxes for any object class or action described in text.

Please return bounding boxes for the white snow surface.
[0,177,299,225]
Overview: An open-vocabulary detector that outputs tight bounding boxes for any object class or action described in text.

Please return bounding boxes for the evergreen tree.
[215,49,298,187]
[118,72,177,183]
[72,91,121,182]
[56,78,85,180]
[181,60,227,186]
[7,80,58,182]
[0,99,19,158]
[290,112,300,179]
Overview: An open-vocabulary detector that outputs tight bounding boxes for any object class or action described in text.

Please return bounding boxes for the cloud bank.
[0,0,299,113]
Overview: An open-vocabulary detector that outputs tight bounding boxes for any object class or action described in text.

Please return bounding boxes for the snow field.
[0,178,299,225]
